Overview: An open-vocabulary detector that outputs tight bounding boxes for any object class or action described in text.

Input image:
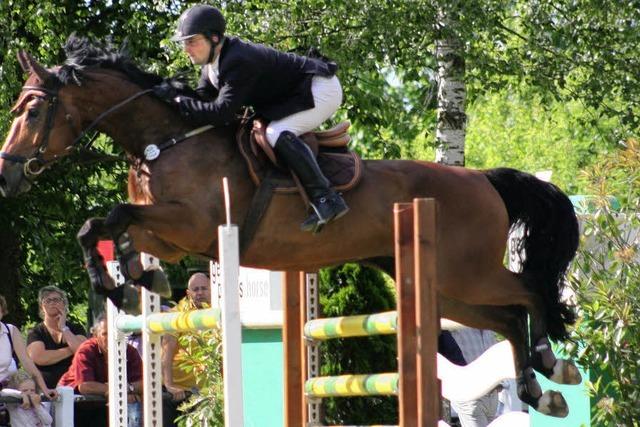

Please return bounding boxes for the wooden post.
[394,202,418,427]
[283,271,303,427]
[414,198,440,426]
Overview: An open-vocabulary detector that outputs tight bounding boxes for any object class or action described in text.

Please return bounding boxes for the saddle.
[236,118,363,195]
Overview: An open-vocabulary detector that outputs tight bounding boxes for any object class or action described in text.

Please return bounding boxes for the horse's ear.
[17,50,30,73]
[17,50,52,81]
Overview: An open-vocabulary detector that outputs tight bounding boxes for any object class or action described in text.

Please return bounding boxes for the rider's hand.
[152,80,178,103]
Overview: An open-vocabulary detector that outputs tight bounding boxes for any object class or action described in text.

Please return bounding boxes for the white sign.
[210,262,283,328]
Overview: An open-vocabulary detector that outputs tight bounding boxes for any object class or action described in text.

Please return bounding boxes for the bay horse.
[0,37,581,417]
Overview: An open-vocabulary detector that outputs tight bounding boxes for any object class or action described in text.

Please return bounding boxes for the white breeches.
[265,75,343,146]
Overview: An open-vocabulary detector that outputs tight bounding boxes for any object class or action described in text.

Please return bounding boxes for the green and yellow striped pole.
[304,373,399,398]
[115,308,221,334]
[303,311,398,340]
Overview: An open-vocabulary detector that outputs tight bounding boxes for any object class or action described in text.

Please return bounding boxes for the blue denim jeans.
[128,402,142,427]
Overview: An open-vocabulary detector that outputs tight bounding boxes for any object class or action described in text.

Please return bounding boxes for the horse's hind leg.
[441,297,569,417]
[528,307,582,386]
[453,268,581,386]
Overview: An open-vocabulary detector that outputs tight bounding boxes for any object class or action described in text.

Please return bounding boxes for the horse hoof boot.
[549,359,582,385]
[116,232,144,280]
[536,390,569,418]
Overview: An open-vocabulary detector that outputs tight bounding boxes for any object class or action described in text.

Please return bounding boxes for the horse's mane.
[57,34,163,89]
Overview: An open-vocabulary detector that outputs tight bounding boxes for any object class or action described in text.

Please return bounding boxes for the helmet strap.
[207,33,222,63]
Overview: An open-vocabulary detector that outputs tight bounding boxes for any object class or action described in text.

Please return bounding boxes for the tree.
[434,2,466,166]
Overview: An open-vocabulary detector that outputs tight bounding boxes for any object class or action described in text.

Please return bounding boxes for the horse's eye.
[27,108,39,119]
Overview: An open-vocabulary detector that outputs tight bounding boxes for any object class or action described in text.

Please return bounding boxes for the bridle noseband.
[0,84,152,177]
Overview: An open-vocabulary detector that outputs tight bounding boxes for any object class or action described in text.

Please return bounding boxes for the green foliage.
[318,263,398,425]
[174,327,225,427]
[566,141,640,425]
[464,85,617,193]
[0,0,180,324]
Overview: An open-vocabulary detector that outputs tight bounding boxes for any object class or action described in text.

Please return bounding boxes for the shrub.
[566,140,640,426]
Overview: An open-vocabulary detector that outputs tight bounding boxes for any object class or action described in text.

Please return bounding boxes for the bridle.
[0,83,152,177]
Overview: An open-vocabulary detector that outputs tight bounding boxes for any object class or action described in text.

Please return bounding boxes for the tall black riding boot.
[274,131,349,232]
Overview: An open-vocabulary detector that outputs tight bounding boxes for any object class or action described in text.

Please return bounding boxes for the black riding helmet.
[171,5,226,42]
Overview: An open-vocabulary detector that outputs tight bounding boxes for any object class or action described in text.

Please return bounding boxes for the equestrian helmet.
[171,5,226,42]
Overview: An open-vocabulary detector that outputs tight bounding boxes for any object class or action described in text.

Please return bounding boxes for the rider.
[155,4,349,233]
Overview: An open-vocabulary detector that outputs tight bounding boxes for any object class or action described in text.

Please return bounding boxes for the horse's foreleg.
[452,268,581,387]
[101,202,211,305]
[127,226,188,263]
[76,218,141,311]
[77,217,115,292]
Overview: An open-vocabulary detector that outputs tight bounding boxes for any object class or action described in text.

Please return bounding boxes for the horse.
[0,36,581,417]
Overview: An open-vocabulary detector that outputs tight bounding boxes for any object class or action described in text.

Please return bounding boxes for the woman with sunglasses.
[26,286,86,389]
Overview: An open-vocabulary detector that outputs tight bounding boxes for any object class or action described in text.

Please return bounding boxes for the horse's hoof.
[536,390,569,418]
[121,284,141,315]
[105,284,140,314]
[137,268,172,298]
[77,218,103,248]
[549,359,582,385]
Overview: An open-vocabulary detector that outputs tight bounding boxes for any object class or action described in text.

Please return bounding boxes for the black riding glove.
[152,80,178,103]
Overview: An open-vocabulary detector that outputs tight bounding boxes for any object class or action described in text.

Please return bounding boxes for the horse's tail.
[484,167,579,340]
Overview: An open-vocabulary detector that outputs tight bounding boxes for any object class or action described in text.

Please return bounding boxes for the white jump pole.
[218,177,244,427]
[106,262,129,427]
[141,287,163,427]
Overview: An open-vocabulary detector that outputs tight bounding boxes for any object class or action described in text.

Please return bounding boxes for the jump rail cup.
[284,198,440,427]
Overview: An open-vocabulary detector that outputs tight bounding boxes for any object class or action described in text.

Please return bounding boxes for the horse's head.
[0,52,83,196]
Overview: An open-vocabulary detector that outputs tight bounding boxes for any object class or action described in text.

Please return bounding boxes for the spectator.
[161,273,210,425]
[58,314,142,427]
[0,370,52,427]
[0,295,57,400]
[162,272,210,399]
[27,286,87,389]
[450,328,500,427]
[439,330,466,366]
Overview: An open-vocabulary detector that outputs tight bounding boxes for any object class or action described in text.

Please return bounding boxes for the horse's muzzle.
[0,163,32,197]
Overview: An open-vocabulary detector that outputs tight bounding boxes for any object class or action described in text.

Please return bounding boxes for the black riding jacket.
[177,36,337,126]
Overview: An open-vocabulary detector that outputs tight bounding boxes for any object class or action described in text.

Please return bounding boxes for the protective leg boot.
[274,131,349,232]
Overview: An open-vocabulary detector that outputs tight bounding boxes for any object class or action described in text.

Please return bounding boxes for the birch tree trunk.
[435,4,466,166]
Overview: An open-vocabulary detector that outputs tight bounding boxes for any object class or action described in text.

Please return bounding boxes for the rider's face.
[182,35,213,65]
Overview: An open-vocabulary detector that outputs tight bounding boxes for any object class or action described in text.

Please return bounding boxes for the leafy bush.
[566,140,640,426]
[318,263,399,425]
[174,328,225,427]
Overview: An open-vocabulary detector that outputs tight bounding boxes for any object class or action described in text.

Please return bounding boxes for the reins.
[2,83,216,176]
